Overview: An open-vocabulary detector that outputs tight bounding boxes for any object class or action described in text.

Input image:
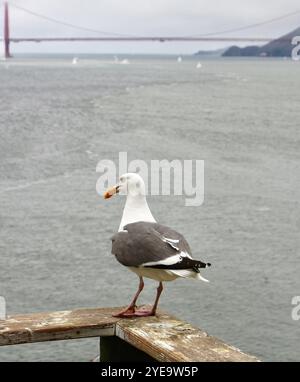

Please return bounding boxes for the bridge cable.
[8,2,138,38]
[3,2,300,40]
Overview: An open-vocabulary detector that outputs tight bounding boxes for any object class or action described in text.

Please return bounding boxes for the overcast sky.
[1,0,300,54]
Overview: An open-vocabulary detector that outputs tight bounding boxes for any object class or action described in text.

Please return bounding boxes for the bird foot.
[113,306,157,318]
[133,308,156,317]
[112,306,136,318]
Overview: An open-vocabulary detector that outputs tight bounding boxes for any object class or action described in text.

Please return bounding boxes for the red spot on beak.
[103,185,120,200]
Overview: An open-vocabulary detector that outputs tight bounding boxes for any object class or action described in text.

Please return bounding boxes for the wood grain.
[0,307,259,361]
[116,310,259,362]
[0,307,120,346]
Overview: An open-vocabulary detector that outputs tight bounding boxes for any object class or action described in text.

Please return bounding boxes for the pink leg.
[135,282,163,317]
[113,277,144,317]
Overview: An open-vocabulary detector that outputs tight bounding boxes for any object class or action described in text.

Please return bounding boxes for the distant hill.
[223,26,300,57]
[194,48,226,57]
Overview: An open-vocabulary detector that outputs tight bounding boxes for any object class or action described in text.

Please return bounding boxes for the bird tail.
[191,260,211,274]
[169,269,210,282]
[193,260,211,282]
[194,260,211,269]
[195,273,210,282]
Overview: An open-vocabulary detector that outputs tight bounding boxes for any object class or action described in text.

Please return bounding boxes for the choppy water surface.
[0,56,299,361]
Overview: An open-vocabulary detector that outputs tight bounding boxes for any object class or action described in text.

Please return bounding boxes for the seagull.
[104,173,211,317]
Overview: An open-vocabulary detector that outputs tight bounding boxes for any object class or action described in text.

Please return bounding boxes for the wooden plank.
[0,307,259,362]
[0,307,120,346]
[116,310,259,362]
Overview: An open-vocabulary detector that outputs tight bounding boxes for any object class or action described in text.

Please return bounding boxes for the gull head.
[104,173,146,200]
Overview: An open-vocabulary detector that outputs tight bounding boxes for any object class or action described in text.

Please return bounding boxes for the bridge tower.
[4,2,11,58]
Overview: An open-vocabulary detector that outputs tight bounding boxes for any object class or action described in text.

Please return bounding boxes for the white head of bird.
[104,173,146,199]
[104,173,155,231]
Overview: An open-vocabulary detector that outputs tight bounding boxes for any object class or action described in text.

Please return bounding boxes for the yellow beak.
[104,185,120,200]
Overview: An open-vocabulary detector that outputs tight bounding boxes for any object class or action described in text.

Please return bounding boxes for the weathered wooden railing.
[0,307,259,362]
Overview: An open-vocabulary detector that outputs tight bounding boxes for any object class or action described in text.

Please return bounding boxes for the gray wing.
[111,221,210,271]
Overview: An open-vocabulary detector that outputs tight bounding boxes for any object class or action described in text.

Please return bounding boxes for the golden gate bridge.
[2,1,300,59]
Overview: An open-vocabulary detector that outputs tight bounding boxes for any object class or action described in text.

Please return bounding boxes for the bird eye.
[120,177,125,183]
